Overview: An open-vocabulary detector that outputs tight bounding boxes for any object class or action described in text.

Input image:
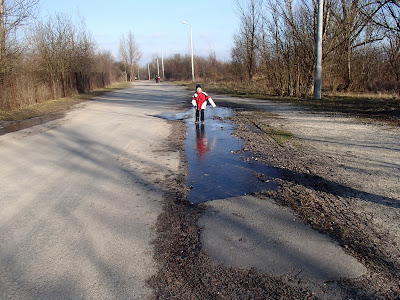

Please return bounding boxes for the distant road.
[0,81,187,299]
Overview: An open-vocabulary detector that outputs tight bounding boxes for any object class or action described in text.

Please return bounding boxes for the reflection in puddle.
[156,107,281,204]
[194,124,216,161]
[185,107,280,204]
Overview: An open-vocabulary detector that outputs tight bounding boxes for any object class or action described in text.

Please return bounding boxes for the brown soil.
[230,109,400,299]
[149,120,317,299]
[150,106,400,299]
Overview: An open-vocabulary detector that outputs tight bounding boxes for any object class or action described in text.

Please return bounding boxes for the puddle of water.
[159,107,280,204]
[0,113,64,136]
[154,110,193,121]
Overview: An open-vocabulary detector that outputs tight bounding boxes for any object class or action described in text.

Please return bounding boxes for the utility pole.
[313,0,323,100]
[147,64,150,80]
[182,21,195,82]
[0,0,5,60]
[189,26,194,82]
[162,51,165,81]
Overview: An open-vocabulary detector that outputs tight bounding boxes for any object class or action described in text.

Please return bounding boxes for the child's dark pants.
[195,109,205,123]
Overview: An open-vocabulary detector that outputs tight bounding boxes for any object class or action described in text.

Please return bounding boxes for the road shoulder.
[152,98,400,299]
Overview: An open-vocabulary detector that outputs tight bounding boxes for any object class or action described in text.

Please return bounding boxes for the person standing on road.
[191,84,216,124]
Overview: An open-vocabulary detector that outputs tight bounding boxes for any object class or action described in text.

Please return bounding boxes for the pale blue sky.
[39,0,238,65]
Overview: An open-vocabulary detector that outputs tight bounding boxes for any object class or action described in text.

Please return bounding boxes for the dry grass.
[0,82,131,122]
[176,81,400,126]
[295,94,400,125]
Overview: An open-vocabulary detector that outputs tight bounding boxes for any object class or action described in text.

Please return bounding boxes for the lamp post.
[313,0,323,100]
[155,57,160,77]
[162,51,165,80]
[182,21,195,82]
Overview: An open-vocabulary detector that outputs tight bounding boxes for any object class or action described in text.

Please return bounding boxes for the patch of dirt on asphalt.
[151,107,400,299]
[231,110,400,299]
[149,120,318,299]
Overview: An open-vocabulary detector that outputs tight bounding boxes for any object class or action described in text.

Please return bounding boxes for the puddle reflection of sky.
[184,107,280,204]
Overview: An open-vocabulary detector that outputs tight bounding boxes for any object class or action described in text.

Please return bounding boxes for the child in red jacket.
[191,84,216,124]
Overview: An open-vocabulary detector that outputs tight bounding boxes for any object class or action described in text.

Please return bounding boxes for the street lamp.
[182,21,195,82]
[313,0,323,100]
[162,51,165,80]
[154,57,160,76]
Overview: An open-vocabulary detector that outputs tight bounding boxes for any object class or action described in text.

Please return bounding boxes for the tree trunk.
[61,72,66,97]
[345,37,352,89]
[295,63,300,96]
[249,68,253,84]
[10,72,18,108]
[49,72,55,99]
[34,82,39,103]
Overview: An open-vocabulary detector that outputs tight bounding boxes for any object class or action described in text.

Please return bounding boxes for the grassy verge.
[245,111,297,146]
[175,81,400,126]
[257,124,294,145]
[0,81,131,123]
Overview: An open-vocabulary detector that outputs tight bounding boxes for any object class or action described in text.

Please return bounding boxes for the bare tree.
[118,38,128,80]
[259,0,286,94]
[259,0,316,96]
[370,1,400,91]
[232,0,262,84]
[250,0,392,95]
[323,0,385,89]
[0,0,5,60]
[0,8,124,110]
[94,50,120,85]
[118,31,141,81]
[34,13,75,98]
[0,0,38,109]
[32,12,99,97]
[0,0,38,61]
[366,0,400,31]
[162,53,191,80]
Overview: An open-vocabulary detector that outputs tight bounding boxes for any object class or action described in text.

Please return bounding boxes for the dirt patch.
[231,110,400,298]
[151,106,400,299]
[149,120,317,299]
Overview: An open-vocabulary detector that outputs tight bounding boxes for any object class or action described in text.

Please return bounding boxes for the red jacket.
[192,92,210,110]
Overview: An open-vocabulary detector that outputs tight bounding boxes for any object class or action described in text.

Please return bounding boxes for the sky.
[38,0,239,65]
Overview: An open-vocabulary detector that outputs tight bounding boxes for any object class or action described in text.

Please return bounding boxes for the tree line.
[145,0,400,97]
[0,0,140,110]
[230,0,400,96]
[1,0,400,111]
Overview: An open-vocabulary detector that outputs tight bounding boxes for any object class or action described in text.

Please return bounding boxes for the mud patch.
[231,109,400,299]
[149,119,318,299]
[151,107,399,299]
[0,113,64,136]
